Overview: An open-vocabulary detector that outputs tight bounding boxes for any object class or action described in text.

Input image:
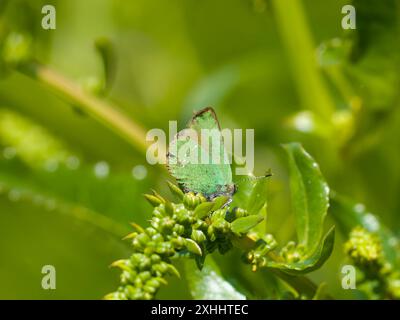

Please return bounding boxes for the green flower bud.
[166,263,181,278]
[134,277,143,288]
[160,216,175,233]
[183,192,196,209]
[150,254,161,264]
[137,233,151,246]
[191,229,206,243]
[280,241,304,263]
[146,278,160,288]
[130,253,145,265]
[143,292,153,300]
[144,243,155,255]
[143,284,157,294]
[164,200,175,216]
[132,238,143,250]
[146,227,158,237]
[144,194,163,207]
[151,189,166,203]
[123,232,138,241]
[151,233,164,243]
[344,226,382,267]
[121,270,135,285]
[111,259,131,272]
[153,206,166,218]
[264,234,277,247]
[171,236,185,249]
[172,223,185,235]
[193,220,208,231]
[104,292,126,300]
[207,225,217,242]
[138,271,152,282]
[183,192,205,209]
[176,213,190,225]
[156,241,174,255]
[212,219,230,234]
[166,181,184,200]
[234,207,248,219]
[138,256,151,270]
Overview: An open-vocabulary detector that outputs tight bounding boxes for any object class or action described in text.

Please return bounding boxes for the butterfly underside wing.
[167,108,235,200]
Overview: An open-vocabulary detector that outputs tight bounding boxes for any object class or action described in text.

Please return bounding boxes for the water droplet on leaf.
[94,161,110,178]
[132,165,147,180]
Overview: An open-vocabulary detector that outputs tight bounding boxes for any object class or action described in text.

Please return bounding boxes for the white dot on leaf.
[132,165,147,180]
[94,161,110,178]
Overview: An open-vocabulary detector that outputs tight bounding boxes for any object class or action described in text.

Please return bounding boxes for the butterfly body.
[167,107,235,200]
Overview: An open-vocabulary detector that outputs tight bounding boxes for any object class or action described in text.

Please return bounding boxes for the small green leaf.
[184,257,246,300]
[231,167,270,212]
[166,263,181,278]
[284,143,329,253]
[246,175,269,215]
[212,195,230,211]
[265,226,335,275]
[185,238,203,256]
[194,202,215,219]
[130,222,145,233]
[151,189,165,203]
[231,214,264,235]
[166,181,184,200]
[143,194,163,207]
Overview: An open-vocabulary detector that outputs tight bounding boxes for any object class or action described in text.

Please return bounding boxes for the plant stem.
[19,62,149,154]
[271,0,336,120]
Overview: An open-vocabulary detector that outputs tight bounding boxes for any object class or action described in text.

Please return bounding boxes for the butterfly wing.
[189,108,233,190]
[167,108,234,198]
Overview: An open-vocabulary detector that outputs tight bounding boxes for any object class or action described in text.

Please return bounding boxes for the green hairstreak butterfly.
[167,107,236,200]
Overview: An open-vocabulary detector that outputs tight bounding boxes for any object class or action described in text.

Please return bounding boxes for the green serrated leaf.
[184,257,246,300]
[284,143,330,253]
[231,214,264,235]
[265,226,335,275]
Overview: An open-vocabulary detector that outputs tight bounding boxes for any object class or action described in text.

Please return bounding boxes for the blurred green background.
[0,0,399,299]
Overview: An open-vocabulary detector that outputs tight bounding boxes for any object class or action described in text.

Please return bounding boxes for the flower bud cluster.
[244,233,278,271]
[106,184,248,300]
[344,226,400,299]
